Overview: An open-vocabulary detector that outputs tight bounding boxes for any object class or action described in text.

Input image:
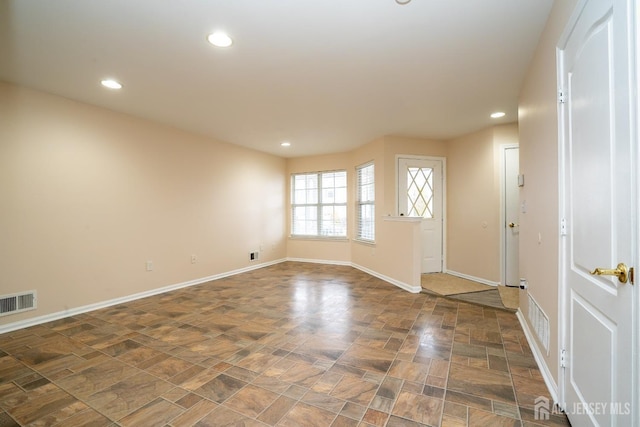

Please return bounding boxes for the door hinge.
[560,349,567,368]
[558,89,566,104]
[560,218,567,236]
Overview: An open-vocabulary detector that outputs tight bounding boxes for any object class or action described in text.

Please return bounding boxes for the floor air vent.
[0,291,37,317]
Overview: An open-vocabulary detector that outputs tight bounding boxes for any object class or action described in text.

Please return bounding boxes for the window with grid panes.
[291,170,347,237]
[356,162,375,241]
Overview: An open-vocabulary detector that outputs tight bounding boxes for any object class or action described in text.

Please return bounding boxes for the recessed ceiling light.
[280,141,291,147]
[207,31,233,48]
[101,79,122,90]
[491,112,506,119]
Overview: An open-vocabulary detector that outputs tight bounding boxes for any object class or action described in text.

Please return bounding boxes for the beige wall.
[493,123,520,148]
[350,138,424,289]
[0,82,286,327]
[518,0,578,382]
[446,124,518,283]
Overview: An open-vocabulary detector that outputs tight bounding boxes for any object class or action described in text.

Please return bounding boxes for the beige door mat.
[421,273,519,311]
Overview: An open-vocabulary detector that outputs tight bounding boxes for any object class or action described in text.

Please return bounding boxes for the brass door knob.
[508,222,518,228]
[590,263,630,284]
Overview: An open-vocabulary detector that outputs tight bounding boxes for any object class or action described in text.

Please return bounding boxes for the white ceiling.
[0,0,554,158]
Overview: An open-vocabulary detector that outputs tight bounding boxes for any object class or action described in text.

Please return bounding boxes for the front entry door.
[398,157,443,273]
[559,0,636,425]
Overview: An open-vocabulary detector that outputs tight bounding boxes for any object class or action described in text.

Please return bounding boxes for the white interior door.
[504,146,520,287]
[559,0,636,425]
[398,158,443,273]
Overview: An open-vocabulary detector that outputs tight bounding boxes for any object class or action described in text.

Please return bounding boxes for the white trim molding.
[517,308,559,404]
[286,258,351,266]
[382,216,421,223]
[0,258,286,335]
[444,269,500,287]
[287,257,421,294]
[351,263,421,294]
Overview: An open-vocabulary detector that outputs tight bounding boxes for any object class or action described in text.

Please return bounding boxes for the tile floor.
[0,262,570,426]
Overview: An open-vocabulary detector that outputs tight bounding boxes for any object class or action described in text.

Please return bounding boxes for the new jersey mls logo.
[535,396,550,420]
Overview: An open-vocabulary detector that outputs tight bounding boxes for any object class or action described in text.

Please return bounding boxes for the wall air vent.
[528,294,549,354]
[0,291,37,317]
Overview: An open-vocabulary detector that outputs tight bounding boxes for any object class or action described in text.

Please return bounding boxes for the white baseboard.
[286,257,351,266]
[516,308,559,403]
[0,258,286,335]
[351,263,421,294]
[286,257,421,294]
[444,269,500,287]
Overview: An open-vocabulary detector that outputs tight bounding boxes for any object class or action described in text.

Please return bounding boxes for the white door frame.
[556,0,639,422]
[634,1,640,418]
[395,155,447,272]
[500,143,519,287]
[635,0,640,418]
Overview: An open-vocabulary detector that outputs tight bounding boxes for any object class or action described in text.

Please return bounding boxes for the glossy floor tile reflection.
[0,262,569,426]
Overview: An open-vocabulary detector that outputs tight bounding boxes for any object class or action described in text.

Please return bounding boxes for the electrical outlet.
[191,254,197,264]
[146,260,153,271]
[519,278,528,289]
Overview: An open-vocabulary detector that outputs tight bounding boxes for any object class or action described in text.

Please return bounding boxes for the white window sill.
[383,216,421,223]
[353,238,376,246]
[289,236,349,242]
